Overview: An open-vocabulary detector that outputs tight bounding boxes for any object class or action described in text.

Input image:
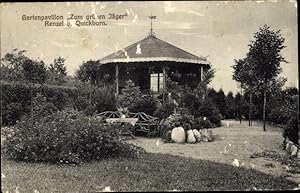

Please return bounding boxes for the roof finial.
[148,13,156,37]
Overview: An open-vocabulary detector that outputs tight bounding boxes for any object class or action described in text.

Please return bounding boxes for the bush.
[75,84,117,115]
[93,86,117,113]
[31,93,59,119]
[118,80,158,115]
[283,116,299,145]
[2,110,145,164]
[193,117,214,129]
[160,108,195,139]
[1,102,24,125]
[153,100,176,119]
[118,80,141,108]
[181,93,221,127]
[130,94,158,115]
[267,87,299,144]
[196,99,222,127]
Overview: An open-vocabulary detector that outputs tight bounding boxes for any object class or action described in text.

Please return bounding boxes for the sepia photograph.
[0,0,299,192]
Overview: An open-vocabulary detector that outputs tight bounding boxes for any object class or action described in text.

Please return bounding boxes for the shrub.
[118,80,141,108]
[281,95,299,145]
[2,110,145,164]
[153,100,176,119]
[93,86,117,113]
[160,108,195,138]
[268,87,299,144]
[181,92,221,127]
[72,83,117,115]
[283,116,299,145]
[130,94,158,115]
[196,99,222,127]
[118,80,158,115]
[31,93,59,119]
[1,102,24,125]
[193,117,214,129]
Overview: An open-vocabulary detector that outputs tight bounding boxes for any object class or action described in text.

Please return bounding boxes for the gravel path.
[128,120,300,184]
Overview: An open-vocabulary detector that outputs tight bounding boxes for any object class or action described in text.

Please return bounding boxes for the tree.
[76,60,117,109]
[225,91,235,119]
[207,88,218,103]
[248,25,287,131]
[1,49,28,82]
[234,92,243,121]
[216,89,227,118]
[47,57,67,85]
[1,49,47,84]
[195,68,215,99]
[76,60,101,85]
[1,49,48,124]
[22,59,47,84]
[76,60,115,86]
[232,57,258,126]
[118,80,142,109]
[207,88,227,118]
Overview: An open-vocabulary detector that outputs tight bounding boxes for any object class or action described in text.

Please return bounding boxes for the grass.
[1,153,297,192]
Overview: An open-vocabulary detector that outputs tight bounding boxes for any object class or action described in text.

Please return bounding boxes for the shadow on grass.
[1,153,297,192]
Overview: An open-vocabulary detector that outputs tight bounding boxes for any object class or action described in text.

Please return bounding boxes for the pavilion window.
[150,73,164,94]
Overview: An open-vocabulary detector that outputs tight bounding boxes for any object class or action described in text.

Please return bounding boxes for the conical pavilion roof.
[100,35,210,66]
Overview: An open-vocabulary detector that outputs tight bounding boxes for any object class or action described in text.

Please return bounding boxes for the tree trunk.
[249,91,252,127]
[115,64,119,96]
[263,89,267,131]
[89,91,92,106]
[240,85,242,124]
[162,67,166,105]
[89,84,92,106]
[30,83,33,125]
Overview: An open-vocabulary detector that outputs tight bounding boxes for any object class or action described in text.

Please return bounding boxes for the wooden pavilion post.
[162,66,166,105]
[115,64,119,95]
[200,66,204,82]
[157,72,160,94]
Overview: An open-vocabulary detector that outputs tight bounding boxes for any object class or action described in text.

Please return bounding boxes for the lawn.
[1,152,297,192]
[128,120,300,183]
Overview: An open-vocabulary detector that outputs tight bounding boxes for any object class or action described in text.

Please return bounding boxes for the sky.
[1,1,298,94]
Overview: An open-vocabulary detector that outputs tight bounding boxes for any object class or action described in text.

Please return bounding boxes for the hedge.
[1,81,117,125]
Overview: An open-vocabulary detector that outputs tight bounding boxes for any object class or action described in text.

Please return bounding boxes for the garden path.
[128,120,300,184]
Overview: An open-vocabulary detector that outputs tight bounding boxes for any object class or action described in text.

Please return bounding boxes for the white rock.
[164,130,172,142]
[285,142,289,151]
[187,130,196,144]
[202,129,209,142]
[286,141,294,153]
[226,122,230,127]
[207,129,214,141]
[171,127,186,143]
[192,129,201,142]
[297,149,300,158]
[291,145,298,156]
[103,186,111,192]
[232,159,239,167]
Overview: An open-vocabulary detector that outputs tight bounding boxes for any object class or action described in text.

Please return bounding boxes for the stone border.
[284,140,300,158]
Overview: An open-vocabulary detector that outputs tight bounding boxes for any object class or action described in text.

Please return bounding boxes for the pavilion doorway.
[150,73,164,94]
